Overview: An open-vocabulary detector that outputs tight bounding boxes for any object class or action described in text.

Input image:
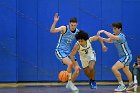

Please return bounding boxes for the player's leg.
[123,67,133,85]
[89,60,96,80]
[71,60,80,82]
[62,57,79,92]
[62,57,73,78]
[112,61,124,83]
[83,60,97,89]
[132,67,139,91]
[121,55,136,91]
[89,60,97,89]
[55,50,78,92]
[82,60,92,89]
[84,66,91,79]
[123,66,136,91]
[112,61,126,91]
[55,50,73,80]
[133,67,138,84]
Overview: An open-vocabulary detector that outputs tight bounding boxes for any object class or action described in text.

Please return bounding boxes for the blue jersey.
[113,33,131,57]
[56,25,79,53]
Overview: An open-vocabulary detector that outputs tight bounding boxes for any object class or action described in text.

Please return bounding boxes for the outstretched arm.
[98,36,108,52]
[70,44,81,73]
[50,13,65,33]
[70,44,80,67]
[102,38,113,43]
[89,36,107,52]
[89,35,99,42]
[97,30,120,40]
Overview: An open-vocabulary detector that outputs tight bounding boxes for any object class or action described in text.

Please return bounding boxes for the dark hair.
[135,55,140,65]
[112,22,122,30]
[137,55,140,59]
[75,30,89,41]
[70,17,78,23]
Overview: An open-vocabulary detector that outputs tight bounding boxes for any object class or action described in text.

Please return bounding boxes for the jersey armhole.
[89,39,92,43]
[62,26,67,34]
[76,42,80,50]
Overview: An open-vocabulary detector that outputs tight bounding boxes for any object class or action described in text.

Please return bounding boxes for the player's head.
[75,30,89,46]
[69,17,78,31]
[112,22,122,34]
[137,55,140,64]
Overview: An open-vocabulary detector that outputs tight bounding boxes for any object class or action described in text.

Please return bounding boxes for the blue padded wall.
[0,0,140,82]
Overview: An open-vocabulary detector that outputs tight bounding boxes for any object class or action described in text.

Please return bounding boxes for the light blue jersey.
[55,25,79,61]
[113,33,131,57]
[113,33,132,66]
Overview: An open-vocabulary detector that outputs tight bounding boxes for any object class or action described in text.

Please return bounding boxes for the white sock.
[134,75,138,84]
[119,81,125,86]
[68,73,72,81]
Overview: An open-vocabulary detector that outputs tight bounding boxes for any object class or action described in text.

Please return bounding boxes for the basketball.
[58,70,69,82]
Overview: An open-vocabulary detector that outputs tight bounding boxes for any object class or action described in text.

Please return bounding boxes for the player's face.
[78,39,86,46]
[113,27,121,34]
[69,22,78,31]
[137,58,140,65]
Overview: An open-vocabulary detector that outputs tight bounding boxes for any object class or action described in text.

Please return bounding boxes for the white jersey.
[76,40,96,68]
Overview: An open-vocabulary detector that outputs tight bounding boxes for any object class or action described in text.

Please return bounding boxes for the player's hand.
[74,65,81,73]
[54,13,59,22]
[97,30,105,36]
[102,46,108,52]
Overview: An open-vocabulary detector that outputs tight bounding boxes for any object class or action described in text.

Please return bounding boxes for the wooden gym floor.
[0,82,139,93]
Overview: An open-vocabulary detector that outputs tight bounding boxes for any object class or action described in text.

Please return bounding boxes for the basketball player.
[70,30,107,89]
[50,13,80,92]
[97,22,136,92]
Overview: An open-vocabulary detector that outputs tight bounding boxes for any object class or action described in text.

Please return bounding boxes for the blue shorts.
[119,54,132,66]
[55,49,76,64]
[55,49,69,62]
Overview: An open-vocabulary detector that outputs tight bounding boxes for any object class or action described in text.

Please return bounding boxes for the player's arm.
[50,13,66,33]
[70,44,79,67]
[50,25,66,33]
[89,35,99,42]
[97,30,120,40]
[98,36,108,52]
[89,35,107,51]
[104,30,120,40]
[102,38,113,43]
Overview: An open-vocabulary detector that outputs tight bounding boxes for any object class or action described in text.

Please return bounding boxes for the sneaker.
[114,85,126,92]
[134,84,138,92]
[66,81,79,92]
[89,80,97,89]
[126,83,137,91]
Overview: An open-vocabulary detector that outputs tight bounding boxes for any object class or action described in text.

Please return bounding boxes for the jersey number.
[84,49,88,54]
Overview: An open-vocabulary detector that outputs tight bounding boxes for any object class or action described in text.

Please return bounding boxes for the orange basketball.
[58,70,69,82]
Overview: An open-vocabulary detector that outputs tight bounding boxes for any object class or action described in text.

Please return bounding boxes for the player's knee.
[112,66,116,72]
[89,65,94,71]
[75,69,80,74]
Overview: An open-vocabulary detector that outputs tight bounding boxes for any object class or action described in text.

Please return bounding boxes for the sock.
[68,73,72,84]
[119,81,125,86]
[134,75,138,84]
[68,73,72,80]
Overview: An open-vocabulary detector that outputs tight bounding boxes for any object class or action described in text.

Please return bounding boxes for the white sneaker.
[66,81,79,92]
[114,85,126,92]
[134,84,138,92]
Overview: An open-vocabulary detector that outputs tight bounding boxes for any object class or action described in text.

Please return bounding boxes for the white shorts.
[80,52,96,68]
